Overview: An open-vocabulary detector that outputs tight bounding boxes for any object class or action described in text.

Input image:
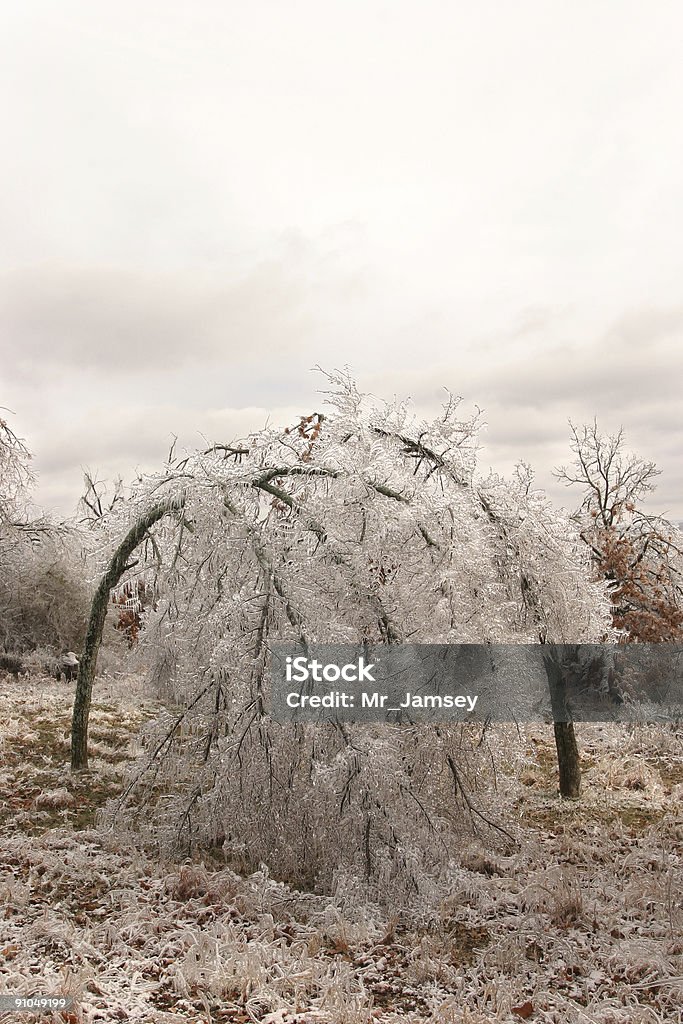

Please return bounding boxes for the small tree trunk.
[552,721,581,798]
[542,647,582,799]
[71,498,182,770]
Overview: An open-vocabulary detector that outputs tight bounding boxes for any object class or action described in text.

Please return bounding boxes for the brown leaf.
[512,1001,534,1019]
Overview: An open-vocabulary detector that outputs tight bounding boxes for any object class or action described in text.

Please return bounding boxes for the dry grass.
[0,673,681,1023]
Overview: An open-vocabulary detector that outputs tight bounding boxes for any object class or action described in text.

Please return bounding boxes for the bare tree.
[80,469,125,524]
[557,420,661,530]
[556,420,683,641]
[0,412,40,537]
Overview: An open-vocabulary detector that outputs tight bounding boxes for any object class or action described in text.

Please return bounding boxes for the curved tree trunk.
[71,498,183,770]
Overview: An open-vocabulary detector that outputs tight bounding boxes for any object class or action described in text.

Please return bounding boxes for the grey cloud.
[33,401,306,470]
[2,224,374,384]
[509,305,569,339]
[30,400,306,517]
[603,307,683,350]
[477,345,680,409]
[431,307,683,413]
[2,1,681,525]
[2,262,316,376]
[362,305,682,519]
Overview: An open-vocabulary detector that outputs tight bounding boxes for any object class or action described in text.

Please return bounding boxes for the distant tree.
[556,420,683,642]
[0,412,39,537]
[80,374,611,894]
[0,412,88,654]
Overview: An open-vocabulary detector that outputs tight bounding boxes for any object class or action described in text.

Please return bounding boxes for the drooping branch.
[251,474,403,642]
[221,491,308,640]
[253,462,442,552]
[478,488,549,642]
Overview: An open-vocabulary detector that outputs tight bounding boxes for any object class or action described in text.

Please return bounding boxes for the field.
[1,669,682,1023]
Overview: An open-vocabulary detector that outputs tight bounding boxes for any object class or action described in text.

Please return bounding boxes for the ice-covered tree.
[556,420,683,641]
[77,374,612,898]
[1,412,39,538]
[0,412,88,654]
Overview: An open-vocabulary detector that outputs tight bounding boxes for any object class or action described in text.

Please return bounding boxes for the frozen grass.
[0,671,681,1023]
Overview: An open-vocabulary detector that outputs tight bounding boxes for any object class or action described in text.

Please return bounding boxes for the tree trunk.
[71,498,183,770]
[552,721,581,798]
[542,647,582,799]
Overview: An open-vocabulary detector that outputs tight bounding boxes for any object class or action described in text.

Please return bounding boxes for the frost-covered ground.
[1,670,681,1023]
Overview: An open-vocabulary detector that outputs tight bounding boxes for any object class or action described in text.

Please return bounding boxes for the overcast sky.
[2,1,682,522]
